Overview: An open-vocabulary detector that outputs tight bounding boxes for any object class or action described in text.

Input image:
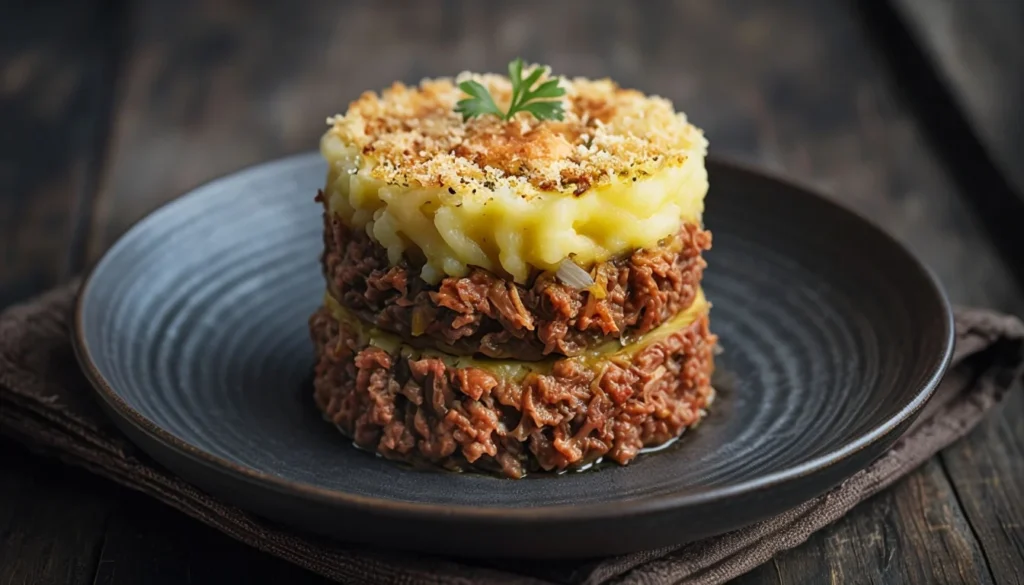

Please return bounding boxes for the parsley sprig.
[455,58,566,122]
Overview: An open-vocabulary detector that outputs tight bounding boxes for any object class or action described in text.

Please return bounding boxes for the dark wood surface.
[2,1,1022,584]
[893,0,1024,205]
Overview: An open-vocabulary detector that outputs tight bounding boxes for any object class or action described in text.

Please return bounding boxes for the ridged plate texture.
[74,153,954,558]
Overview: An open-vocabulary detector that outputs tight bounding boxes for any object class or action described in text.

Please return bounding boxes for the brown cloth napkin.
[2,282,1023,585]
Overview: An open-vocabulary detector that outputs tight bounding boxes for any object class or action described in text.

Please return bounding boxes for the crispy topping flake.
[324,70,706,196]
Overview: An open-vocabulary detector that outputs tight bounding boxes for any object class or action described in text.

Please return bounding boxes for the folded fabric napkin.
[1,281,1023,585]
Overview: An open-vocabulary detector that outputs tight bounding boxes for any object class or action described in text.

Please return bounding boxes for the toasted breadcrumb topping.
[324,69,707,196]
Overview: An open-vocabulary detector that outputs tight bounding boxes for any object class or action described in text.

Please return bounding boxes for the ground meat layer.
[309,302,716,479]
[319,199,711,360]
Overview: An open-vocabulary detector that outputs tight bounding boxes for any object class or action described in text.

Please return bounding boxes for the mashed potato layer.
[320,71,709,284]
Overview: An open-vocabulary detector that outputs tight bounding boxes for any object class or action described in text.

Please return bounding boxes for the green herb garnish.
[455,58,566,122]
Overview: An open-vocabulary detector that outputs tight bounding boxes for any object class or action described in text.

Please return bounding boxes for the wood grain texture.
[0,0,1019,584]
[88,0,362,258]
[80,3,1020,585]
[940,388,1024,585]
[853,0,1024,298]
[891,0,1024,202]
[0,443,112,585]
[92,490,333,585]
[853,3,1024,580]
[0,0,122,307]
[0,2,123,582]
[732,460,997,585]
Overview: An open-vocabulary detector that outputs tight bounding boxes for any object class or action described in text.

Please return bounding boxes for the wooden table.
[2,1,1022,583]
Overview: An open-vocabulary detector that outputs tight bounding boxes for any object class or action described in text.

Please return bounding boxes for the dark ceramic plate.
[73,153,953,559]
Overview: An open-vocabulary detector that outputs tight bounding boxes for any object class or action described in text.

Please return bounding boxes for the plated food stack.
[309,61,717,478]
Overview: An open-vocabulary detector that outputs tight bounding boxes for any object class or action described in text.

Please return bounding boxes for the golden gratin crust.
[324,69,707,196]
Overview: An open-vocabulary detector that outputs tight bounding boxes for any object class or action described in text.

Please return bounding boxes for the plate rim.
[72,151,956,523]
